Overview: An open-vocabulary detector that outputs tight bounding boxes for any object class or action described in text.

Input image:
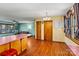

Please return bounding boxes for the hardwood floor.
[20,37,75,56]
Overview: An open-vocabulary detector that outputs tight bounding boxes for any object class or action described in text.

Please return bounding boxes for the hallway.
[20,37,75,56]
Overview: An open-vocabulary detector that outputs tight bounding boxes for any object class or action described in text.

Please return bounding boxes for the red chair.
[0,49,18,56]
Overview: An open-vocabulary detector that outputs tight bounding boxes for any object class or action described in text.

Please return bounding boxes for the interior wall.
[41,22,44,40]
[19,22,35,35]
[52,16,64,42]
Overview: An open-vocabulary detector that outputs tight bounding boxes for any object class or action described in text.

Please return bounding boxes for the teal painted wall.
[19,22,35,35]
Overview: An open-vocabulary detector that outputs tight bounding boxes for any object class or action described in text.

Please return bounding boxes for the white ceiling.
[0,3,74,21]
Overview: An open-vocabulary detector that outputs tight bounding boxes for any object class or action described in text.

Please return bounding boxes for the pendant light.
[43,8,51,20]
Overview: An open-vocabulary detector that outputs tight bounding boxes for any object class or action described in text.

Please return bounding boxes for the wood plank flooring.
[20,37,75,56]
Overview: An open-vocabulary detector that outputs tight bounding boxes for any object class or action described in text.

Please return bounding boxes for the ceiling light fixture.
[42,8,51,24]
[43,8,51,20]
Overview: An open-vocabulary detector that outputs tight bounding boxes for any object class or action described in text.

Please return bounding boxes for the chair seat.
[0,49,18,56]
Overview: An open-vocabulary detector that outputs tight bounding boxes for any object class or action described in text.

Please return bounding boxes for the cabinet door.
[11,40,21,55]
[21,38,27,52]
[0,43,9,54]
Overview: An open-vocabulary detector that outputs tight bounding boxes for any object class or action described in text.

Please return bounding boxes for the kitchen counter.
[0,34,26,45]
[0,33,27,55]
